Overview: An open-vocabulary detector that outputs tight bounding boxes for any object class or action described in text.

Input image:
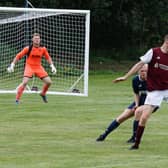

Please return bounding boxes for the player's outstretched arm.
[43,47,57,75]
[7,57,19,73]
[113,61,145,83]
[113,76,127,83]
[7,47,28,73]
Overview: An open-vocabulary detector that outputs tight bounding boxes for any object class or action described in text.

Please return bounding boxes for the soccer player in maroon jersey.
[113,34,168,150]
[96,65,148,143]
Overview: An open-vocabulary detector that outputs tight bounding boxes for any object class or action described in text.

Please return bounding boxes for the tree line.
[0,0,168,60]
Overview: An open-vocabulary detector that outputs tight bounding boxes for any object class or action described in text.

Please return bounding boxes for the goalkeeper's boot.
[126,136,135,143]
[40,94,48,103]
[15,100,19,104]
[96,133,106,141]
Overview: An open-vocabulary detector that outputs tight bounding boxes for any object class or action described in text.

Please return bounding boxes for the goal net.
[0,7,90,96]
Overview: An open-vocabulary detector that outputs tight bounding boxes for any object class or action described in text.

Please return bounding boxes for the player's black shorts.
[127,102,136,109]
[127,102,159,113]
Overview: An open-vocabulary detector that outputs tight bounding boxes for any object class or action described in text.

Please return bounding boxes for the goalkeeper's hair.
[33,33,40,38]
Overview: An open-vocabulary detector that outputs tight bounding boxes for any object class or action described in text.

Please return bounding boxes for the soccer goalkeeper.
[7,33,57,104]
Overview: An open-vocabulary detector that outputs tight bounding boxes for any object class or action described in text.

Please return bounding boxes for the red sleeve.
[43,47,51,61]
[15,47,29,60]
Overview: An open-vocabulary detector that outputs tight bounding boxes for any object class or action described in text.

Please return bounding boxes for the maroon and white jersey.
[140,47,168,91]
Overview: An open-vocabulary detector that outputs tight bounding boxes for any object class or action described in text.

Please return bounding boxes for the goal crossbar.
[0,7,90,14]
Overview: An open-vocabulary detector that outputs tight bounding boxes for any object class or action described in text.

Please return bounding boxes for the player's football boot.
[40,94,48,103]
[15,100,19,104]
[129,144,139,150]
[96,134,106,141]
[126,137,135,143]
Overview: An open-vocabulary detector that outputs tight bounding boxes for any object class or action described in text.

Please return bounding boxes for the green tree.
[0,0,168,60]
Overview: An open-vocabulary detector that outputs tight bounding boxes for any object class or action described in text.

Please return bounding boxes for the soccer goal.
[0,7,90,96]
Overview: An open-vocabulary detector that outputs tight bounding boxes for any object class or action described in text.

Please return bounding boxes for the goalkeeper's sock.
[41,84,50,96]
[16,85,25,100]
[104,119,120,136]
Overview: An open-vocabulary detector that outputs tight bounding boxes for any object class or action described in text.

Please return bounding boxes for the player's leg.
[130,105,159,149]
[16,64,33,103]
[96,108,134,141]
[116,108,135,123]
[130,91,163,150]
[16,77,30,103]
[36,66,52,103]
[40,76,52,103]
[130,105,154,149]
[127,106,143,143]
[41,76,52,95]
[115,102,137,143]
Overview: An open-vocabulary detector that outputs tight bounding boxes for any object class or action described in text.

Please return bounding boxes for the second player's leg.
[96,108,134,141]
[116,108,134,123]
[127,106,143,143]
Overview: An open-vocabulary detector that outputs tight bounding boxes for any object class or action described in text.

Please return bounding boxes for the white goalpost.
[0,7,90,96]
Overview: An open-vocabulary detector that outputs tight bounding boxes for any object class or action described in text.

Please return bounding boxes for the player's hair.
[33,33,40,38]
[138,64,148,73]
[164,34,168,41]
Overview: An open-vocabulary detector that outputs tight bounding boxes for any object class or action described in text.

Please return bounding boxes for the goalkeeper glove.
[7,63,15,73]
[50,64,57,74]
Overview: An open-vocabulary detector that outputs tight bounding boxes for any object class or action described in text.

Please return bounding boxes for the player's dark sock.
[133,120,139,138]
[96,119,120,141]
[130,125,145,149]
[105,119,120,135]
[127,120,139,143]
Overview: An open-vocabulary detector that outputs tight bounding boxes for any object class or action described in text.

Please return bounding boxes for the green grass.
[0,73,168,168]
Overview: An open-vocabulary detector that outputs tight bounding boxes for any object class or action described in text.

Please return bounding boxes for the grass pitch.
[0,73,168,168]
